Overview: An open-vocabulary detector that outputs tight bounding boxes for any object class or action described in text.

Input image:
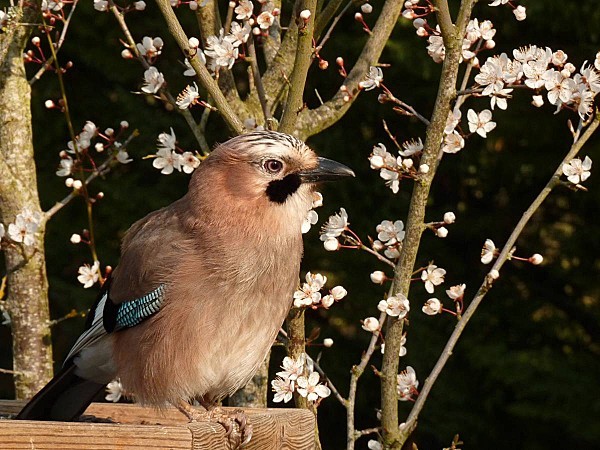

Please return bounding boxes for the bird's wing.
[65,278,167,364]
[65,202,189,365]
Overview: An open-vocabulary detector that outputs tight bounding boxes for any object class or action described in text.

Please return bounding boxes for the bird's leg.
[174,399,208,422]
[174,399,253,448]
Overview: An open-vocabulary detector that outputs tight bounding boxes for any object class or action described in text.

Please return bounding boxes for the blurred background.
[1,1,599,449]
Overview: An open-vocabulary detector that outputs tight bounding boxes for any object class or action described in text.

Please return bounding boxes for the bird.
[17,130,354,439]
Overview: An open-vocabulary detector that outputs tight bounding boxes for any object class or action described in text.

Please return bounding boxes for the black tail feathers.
[16,363,106,421]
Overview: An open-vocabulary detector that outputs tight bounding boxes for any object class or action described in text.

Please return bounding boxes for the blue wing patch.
[114,284,166,330]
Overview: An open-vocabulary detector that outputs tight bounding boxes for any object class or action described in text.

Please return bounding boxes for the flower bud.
[489,269,499,280]
[323,338,334,347]
[443,211,456,224]
[120,120,129,129]
[134,0,146,10]
[318,59,329,70]
[121,49,133,59]
[96,191,105,199]
[529,254,543,265]
[422,298,442,315]
[324,238,339,251]
[419,163,429,174]
[65,177,74,187]
[513,5,526,21]
[370,271,386,284]
[416,27,428,37]
[436,226,448,238]
[31,36,41,46]
[105,128,114,136]
[361,3,373,14]
[188,37,200,49]
[331,286,347,300]
[299,9,311,20]
[73,179,83,190]
[252,27,261,36]
[531,95,544,108]
[189,1,198,10]
[485,39,496,50]
[95,143,104,152]
[336,57,344,66]
[413,18,425,29]
[70,233,82,244]
[45,99,55,109]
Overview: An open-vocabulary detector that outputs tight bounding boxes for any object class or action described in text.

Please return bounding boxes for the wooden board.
[0,400,316,450]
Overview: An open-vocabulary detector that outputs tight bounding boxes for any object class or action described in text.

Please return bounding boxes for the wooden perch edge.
[0,400,316,449]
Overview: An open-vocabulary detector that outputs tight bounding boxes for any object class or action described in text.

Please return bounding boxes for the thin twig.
[315,0,351,52]
[44,131,139,221]
[29,0,78,85]
[246,34,273,124]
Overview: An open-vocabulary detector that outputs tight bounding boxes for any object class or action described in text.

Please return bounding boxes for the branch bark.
[0,0,53,399]
[379,1,476,447]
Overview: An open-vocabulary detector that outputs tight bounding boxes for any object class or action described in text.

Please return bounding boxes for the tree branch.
[154,0,244,135]
[279,0,318,133]
[294,0,404,139]
[402,114,600,436]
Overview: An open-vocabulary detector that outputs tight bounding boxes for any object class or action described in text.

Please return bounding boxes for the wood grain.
[0,400,315,450]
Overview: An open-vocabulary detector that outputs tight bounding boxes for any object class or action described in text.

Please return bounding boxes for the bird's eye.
[263,159,283,174]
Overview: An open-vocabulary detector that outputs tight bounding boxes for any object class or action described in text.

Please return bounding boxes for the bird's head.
[187,131,354,234]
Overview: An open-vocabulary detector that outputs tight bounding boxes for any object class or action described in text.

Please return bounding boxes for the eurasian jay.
[16,131,353,435]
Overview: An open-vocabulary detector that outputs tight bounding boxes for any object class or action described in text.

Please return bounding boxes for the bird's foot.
[174,401,252,448]
[209,407,253,449]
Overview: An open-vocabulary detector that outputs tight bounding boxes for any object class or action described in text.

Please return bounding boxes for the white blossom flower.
[384,245,400,259]
[481,239,497,264]
[475,58,505,96]
[399,138,423,157]
[397,366,418,400]
[153,148,182,175]
[330,286,347,301]
[56,156,74,176]
[320,295,334,308]
[158,128,177,151]
[467,109,496,138]
[576,62,600,94]
[277,354,305,381]
[421,264,446,294]
[77,261,100,288]
[176,83,200,109]
[229,21,251,47]
[380,168,400,193]
[427,32,445,63]
[93,0,108,11]
[256,11,275,29]
[377,294,410,318]
[320,208,348,241]
[422,298,442,315]
[271,377,295,403]
[116,149,133,164]
[306,272,327,290]
[205,33,239,69]
[490,88,512,110]
[7,210,42,246]
[181,152,200,174]
[296,371,331,401]
[444,109,462,135]
[513,5,526,21]
[446,284,466,300]
[141,66,164,94]
[562,156,592,184]
[442,131,465,154]
[376,220,405,245]
[369,143,395,169]
[105,379,123,402]
[362,317,380,332]
[234,0,253,20]
[544,70,576,105]
[359,66,384,91]
[136,36,164,59]
[302,209,318,234]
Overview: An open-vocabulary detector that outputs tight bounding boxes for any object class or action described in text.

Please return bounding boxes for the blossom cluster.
[397,365,419,401]
[150,128,200,175]
[373,219,405,259]
[368,142,429,194]
[271,354,331,404]
[292,272,347,309]
[319,207,349,251]
[55,120,132,186]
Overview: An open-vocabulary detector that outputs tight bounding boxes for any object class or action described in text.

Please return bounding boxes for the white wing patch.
[64,292,108,365]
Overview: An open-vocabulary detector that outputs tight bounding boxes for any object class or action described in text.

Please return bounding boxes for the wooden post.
[0,400,316,449]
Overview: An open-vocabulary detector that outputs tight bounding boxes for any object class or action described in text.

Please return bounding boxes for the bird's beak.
[298,157,355,183]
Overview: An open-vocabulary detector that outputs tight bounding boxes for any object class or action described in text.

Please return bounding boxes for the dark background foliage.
[1,1,599,449]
